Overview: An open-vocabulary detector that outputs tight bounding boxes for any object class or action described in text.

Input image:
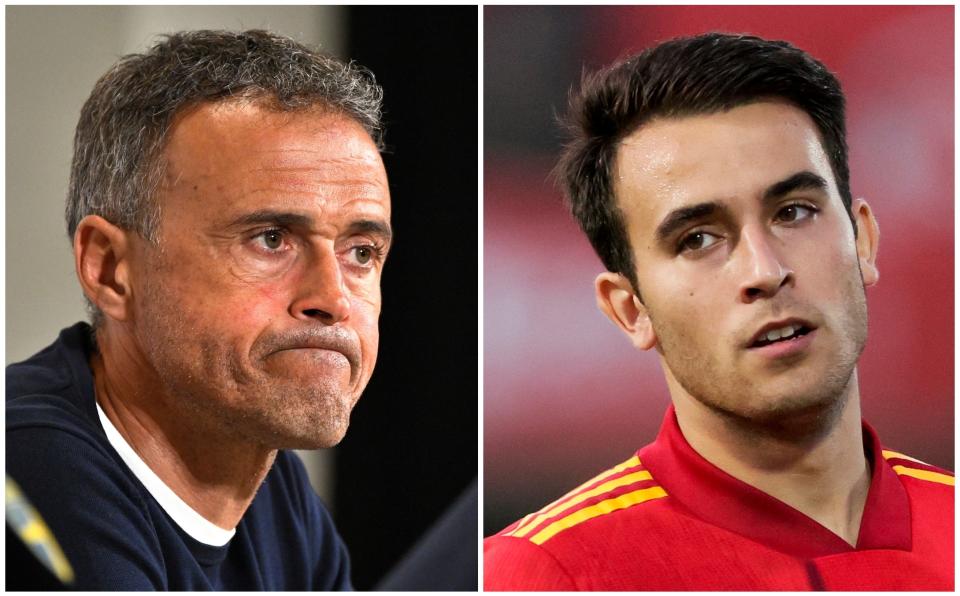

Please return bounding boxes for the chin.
[720,386,850,440]
[267,416,352,450]
[246,380,361,450]
[281,435,346,451]
[744,396,833,422]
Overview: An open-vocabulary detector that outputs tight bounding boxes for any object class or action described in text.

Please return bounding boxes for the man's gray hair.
[65,29,384,243]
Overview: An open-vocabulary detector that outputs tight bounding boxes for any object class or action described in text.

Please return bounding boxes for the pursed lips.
[264,330,362,382]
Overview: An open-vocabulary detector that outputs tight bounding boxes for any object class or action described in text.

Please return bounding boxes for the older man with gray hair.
[7,29,392,589]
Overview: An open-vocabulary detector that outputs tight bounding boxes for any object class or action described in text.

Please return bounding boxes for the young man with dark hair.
[484,32,953,591]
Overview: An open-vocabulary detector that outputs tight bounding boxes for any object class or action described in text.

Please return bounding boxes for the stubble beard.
[652,274,869,442]
[136,278,358,451]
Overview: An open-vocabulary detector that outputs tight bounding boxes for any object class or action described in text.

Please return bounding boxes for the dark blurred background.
[484,5,953,536]
[338,6,478,590]
[7,5,477,591]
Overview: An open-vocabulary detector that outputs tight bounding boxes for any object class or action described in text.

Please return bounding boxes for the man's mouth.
[262,327,363,383]
[748,321,815,349]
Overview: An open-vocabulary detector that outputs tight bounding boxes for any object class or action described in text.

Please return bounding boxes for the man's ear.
[852,198,879,287]
[595,272,657,350]
[73,215,135,322]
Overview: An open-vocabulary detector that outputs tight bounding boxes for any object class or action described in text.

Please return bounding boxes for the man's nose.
[290,250,351,323]
[737,226,793,303]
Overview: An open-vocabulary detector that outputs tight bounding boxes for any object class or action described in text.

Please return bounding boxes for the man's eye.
[255,230,285,251]
[678,231,720,253]
[355,246,373,264]
[776,204,817,223]
[348,244,383,267]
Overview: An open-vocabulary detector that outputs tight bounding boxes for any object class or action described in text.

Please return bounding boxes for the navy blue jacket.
[6,323,352,590]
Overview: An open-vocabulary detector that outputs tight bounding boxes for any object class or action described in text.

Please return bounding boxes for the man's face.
[128,101,391,449]
[611,101,877,424]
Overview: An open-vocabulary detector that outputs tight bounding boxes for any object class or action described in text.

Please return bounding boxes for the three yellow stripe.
[509,470,653,538]
[506,454,667,544]
[506,455,640,536]
[530,486,668,545]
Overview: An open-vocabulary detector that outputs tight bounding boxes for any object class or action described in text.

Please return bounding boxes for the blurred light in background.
[484,5,953,535]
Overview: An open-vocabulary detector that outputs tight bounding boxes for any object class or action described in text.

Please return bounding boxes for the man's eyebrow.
[653,171,829,245]
[654,202,724,245]
[346,219,393,245]
[225,211,392,244]
[762,171,828,202]
[228,210,313,229]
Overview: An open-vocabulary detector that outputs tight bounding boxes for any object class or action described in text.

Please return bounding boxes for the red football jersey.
[485,407,954,590]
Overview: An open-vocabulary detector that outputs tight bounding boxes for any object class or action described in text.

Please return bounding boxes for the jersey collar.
[639,406,911,558]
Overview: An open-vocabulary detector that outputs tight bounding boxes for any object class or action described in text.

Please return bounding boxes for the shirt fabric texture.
[6,322,352,590]
[484,406,954,590]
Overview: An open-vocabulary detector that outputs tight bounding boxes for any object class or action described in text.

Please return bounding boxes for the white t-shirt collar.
[96,401,236,547]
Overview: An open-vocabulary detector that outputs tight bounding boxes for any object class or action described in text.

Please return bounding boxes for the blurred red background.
[484,5,953,535]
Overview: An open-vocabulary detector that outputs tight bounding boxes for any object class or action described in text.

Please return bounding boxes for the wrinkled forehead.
[162,101,387,189]
[613,101,835,231]
[170,99,381,159]
[154,100,390,226]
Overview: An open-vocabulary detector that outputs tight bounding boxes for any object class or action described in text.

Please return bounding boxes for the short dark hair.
[556,32,851,295]
[66,29,383,243]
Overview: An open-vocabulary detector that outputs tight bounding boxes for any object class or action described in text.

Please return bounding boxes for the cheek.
[345,276,382,316]
[205,286,288,343]
[641,263,730,358]
[160,262,288,342]
[353,295,381,360]
[339,281,382,372]
[646,261,720,312]
[820,253,864,311]
[247,284,290,319]
[801,226,861,299]
[362,325,380,368]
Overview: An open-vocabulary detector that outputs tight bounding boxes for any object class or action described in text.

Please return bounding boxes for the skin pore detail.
[85,100,392,530]
[602,100,880,545]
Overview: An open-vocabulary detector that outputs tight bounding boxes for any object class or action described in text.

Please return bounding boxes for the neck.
[668,370,871,546]
[91,323,275,530]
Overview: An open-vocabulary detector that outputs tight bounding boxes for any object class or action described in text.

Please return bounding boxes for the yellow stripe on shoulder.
[530,486,668,545]
[882,449,930,466]
[510,470,653,538]
[891,465,954,487]
[505,455,641,537]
